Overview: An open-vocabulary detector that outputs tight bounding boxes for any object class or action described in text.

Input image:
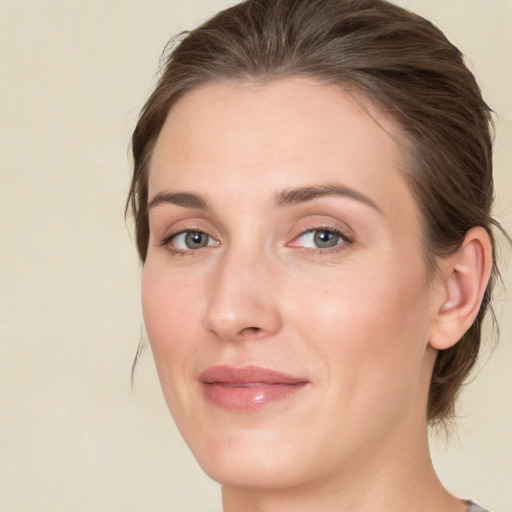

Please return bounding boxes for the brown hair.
[127,0,504,424]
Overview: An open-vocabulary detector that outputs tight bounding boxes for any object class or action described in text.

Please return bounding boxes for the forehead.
[148,78,415,218]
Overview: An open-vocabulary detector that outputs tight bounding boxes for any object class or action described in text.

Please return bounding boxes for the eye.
[166,230,219,250]
[291,228,350,249]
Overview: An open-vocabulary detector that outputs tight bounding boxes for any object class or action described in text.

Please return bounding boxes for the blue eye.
[168,231,219,250]
[294,228,348,249]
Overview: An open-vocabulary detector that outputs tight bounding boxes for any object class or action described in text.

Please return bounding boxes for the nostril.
[240,326,262,336]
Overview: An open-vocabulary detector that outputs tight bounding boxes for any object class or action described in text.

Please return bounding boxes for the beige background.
[0,1,510,511]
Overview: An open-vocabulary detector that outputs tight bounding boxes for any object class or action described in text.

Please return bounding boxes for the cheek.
[142,266,173,358]
[293,255,433,393]
[141,261,205,402]
[142,258,203,341]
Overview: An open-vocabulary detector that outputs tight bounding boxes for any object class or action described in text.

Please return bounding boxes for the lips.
[199,365,309,411]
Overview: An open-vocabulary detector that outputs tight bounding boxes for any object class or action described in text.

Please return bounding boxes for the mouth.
[199,365,309,412]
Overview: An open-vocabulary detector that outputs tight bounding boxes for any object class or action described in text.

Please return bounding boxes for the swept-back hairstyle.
[127,0,503,424]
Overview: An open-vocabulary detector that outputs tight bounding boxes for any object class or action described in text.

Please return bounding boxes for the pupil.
[186,231,207,248]
[314,230,338,248]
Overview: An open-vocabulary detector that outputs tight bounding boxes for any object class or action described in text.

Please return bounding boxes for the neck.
[221,421,466,512]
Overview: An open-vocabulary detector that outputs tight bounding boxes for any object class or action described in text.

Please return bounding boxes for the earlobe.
[429,227,493,351]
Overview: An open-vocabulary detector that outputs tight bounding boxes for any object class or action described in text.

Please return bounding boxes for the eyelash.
[159,229,217,257]
[159,226,354,256]
[290,226,354,254]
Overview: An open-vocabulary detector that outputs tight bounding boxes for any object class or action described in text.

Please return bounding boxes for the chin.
[199,453,305,490]
[180,416,340,492]
[177,417,308,489]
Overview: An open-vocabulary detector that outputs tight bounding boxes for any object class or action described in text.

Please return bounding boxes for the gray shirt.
[467,503,489,512]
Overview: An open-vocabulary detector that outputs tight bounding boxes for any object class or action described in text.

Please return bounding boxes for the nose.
[203,249,283,342]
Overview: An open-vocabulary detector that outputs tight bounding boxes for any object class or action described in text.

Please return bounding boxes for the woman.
[127,0,506,510]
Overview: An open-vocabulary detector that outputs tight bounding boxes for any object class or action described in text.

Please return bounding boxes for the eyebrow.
[148,183,382,214]
[148,191,208,210]
[274,184,382,213]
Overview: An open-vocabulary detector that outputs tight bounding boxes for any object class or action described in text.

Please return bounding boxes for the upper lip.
[199,365,309,385]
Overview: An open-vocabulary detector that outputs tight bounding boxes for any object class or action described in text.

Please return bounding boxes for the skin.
[142,78,481,512]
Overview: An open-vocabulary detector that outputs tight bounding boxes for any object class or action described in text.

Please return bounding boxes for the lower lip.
[202,382,307,412]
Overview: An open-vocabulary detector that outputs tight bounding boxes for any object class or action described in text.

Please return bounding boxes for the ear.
[429,226,493,350]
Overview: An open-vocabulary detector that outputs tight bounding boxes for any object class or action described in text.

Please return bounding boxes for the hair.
[127,0,504,425]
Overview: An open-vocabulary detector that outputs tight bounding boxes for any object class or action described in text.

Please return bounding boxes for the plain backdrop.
[0,1,510,511]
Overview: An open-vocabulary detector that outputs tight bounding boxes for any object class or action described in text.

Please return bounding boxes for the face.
[143,78,439,491]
